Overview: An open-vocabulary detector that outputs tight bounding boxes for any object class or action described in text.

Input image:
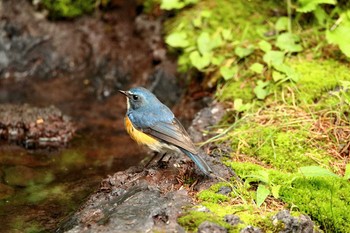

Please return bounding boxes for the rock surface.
[57,103,235,232]
[0,104,75,148]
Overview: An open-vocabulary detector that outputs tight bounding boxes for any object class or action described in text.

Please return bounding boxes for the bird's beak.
[118,90,129,97]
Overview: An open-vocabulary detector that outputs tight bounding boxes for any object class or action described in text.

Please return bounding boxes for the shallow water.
[0,77,148,232]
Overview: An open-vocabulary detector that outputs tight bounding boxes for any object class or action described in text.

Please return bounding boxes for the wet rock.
[217,186,232,195]
[58,169,191,233]
[57,103,234,232]
[240,225,263,233]
[0,183,15,200]
[147,68,182,107]
[272,210,316,233]
[197,221,228,233]
[0,104,75,149]
[188,103,226,143]
[224,214,241,227]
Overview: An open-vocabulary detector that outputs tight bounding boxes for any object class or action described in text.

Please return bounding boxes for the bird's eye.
[132,94,139,100]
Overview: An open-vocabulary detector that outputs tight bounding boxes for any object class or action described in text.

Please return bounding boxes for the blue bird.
[119,87,213,176]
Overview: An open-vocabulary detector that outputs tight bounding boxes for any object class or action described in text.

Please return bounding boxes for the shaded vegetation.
[39,0,110,19]
[144,0,350,232]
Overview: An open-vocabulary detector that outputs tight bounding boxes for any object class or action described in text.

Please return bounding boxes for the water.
[0,77,146,232]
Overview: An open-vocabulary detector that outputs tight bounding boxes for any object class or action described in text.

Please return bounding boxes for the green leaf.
[233,98,252,112]
[254,80,270,100]
[235,46,254,58]
[211,55,225,65]
[299,166,338,177]
[189,51,211,70]
[258,40,272,52]
[263,50,285,67]
[221,28,232,41]
[273,63,299,82]
[276,33,303,53]
[256,184,270,207]
[326,11,350,58]
[275,17,289,32]
[272,71,285,82]
[192,16,202,27]
[165,32,190,48]
[271,185,281,199]
[297,0,336,13]
[344,164,350,180]
[250,63,264,74]
[160,0,185,10]
[314,5,328,26]
[197,32,211,54]
[220,66,237,81]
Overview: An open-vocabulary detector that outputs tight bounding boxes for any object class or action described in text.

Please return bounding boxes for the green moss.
[177,210,233,232]
[218,81,256,102]
[290,59,350,104]
[280,176,350,232]
[41,0,101,19]
[229,122,332,172]
[197,182,231,203]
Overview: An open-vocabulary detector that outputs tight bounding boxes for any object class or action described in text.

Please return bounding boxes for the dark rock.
[197,221,228,233]
[224,214,241,226]
[240,225,263,233]
[272,210,316,233]
[57,169,191,233]
[56,104,234,232]
[0,104,75,149]
[217,186,232,195]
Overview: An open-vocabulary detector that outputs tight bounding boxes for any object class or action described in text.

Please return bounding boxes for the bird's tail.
[181,149,213,176]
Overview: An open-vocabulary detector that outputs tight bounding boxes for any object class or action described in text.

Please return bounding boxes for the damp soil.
[0,0,210,232]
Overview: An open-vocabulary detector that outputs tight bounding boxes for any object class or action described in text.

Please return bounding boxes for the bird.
[119,86,213,176]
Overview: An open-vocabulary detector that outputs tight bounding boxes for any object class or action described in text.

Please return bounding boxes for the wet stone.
[217,186,232,195]
[272,210,316,233]
[0,104,75,149]
[240,225,263,233]
[224,214,241,227]
[197,221,228,233]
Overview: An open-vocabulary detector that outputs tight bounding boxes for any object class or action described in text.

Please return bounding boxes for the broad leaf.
[165,32,190,48]
[299,166,338,177]
[235,46,254,58]
[275,17,289,32]
[220,66,237,81]
[197,32,211,54]
[250,63,264,74]
[276,33,303,53]
[254,80,270,100]
[256,184,270,207]
[189,51,211,70]
[326,11,350,58]
[263,50,285,67]
[297,0,336,13]
[258,40,272,53]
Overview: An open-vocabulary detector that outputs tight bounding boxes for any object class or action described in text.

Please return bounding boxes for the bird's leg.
[157,153,167,163]
[156,153,168,168]
[145,151,159,168]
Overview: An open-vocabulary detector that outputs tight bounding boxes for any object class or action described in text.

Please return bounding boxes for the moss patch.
[280,176,350,232]
[290,59,350,104]
[41,0,105,19]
